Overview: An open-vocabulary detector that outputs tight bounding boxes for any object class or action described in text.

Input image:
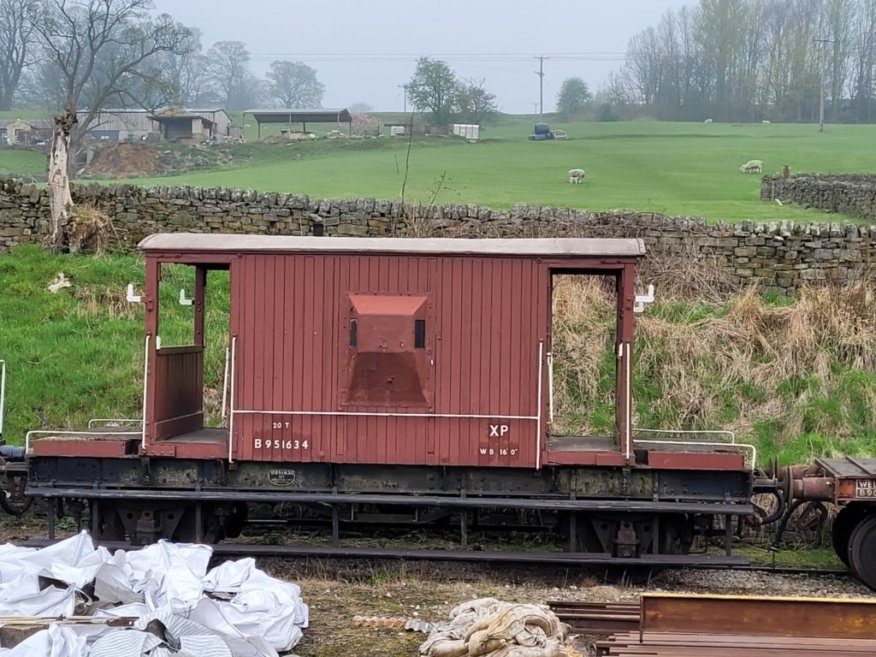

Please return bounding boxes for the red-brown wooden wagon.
[24,235,759,566]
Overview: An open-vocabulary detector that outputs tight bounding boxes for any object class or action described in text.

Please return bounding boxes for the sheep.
[568,168,585,184]
[704,118,713,124]
[739,159,763,174]
[761,119,771,124]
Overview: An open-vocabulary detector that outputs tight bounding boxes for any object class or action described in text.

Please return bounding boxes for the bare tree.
[456,78,498,124]
[206,40,260,110]
[824,0,854,120]
[267,60,324,109]
[616,0,875,123]
[850,0,876,121]
[29,0,192,250]
[0,0,37,110]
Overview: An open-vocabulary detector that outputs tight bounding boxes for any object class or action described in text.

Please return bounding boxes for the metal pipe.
[233,409,539,421]
[228,336,237,463]
[141,335,150,451]
[546,351,554,425]
[536,340,544,470]
[220,345,230,426]
[87,418,143,428]
[625,343,631,461]
[634,427,736,443]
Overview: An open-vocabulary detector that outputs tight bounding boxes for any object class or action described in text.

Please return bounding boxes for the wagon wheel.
[832,505,869,569]
[0,472,33,516]
[848,515,876,589]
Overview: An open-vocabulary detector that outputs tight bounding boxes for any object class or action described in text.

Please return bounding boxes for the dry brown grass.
[551,277,876,444]
[66,204,120,254]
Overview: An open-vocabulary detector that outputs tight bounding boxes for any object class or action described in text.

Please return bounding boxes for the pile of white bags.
[0,531,308,657]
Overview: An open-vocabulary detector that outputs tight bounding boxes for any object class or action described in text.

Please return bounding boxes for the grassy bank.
[1,246,873,465]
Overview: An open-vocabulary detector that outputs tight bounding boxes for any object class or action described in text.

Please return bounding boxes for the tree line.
[613,0,876,123]
[0,0,326,120]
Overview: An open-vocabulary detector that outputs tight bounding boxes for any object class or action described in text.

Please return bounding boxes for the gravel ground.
[260,559,875,657]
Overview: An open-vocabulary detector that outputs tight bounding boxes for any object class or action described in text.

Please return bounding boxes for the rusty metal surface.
[645,451,745,471]
[818,457,876,478]
[547,601,639,635]
[599,632,876,656]
[554,594,876,656]
[640,593,876,640]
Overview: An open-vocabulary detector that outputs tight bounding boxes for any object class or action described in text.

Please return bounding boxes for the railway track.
[20,536,853,579]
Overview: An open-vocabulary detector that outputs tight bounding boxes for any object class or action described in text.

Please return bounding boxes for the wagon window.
[344,294,432,406]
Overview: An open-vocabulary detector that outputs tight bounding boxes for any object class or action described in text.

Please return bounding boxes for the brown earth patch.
[85,142,160,178]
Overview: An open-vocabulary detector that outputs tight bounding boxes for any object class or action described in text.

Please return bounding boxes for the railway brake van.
[27,235,756,565]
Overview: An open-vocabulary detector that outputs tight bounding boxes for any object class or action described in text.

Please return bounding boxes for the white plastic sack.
[0,532,308,656]
[0,624,86,657]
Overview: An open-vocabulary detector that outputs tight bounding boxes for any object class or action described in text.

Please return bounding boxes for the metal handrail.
[87,418,143,428]
[634,427,737,443]
[633,427,757,469]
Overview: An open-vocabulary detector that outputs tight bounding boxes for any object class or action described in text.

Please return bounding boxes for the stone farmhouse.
[0,118,53,145]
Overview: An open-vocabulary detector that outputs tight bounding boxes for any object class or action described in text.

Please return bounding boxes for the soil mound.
[85,142,159,178]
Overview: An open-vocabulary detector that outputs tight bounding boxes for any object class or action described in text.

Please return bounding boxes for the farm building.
[243,108,352,138]
[0,119,52,146]
[148,108,237,142]
[77,108,239,142]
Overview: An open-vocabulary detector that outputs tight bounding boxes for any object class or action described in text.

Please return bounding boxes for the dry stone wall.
[762,174,876,222]
[1,178,874,293]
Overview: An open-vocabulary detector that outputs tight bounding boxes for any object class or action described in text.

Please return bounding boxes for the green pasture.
[0,149,44,177]
[1,116,875,220]
[130,118,876,222]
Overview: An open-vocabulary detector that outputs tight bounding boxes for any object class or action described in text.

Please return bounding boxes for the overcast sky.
[152,0,692,113]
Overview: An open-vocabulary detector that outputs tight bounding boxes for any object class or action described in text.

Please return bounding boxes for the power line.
[244,52,625,63]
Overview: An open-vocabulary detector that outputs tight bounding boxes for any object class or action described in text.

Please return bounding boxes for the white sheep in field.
[568,168,586,184]
[740,159,763,174]
[704,118,713,124]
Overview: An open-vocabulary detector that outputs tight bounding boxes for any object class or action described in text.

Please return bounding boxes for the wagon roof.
[138,234,646,257]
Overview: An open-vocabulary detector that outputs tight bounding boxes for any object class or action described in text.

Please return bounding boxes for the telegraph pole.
[534,55,548,120]
[814,38,834,133]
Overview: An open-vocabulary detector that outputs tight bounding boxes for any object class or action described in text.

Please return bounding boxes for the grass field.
[2,115,875,221]
[0,148,44,177]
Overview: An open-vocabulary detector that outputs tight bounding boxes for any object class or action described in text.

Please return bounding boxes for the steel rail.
[20,539,749,567]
